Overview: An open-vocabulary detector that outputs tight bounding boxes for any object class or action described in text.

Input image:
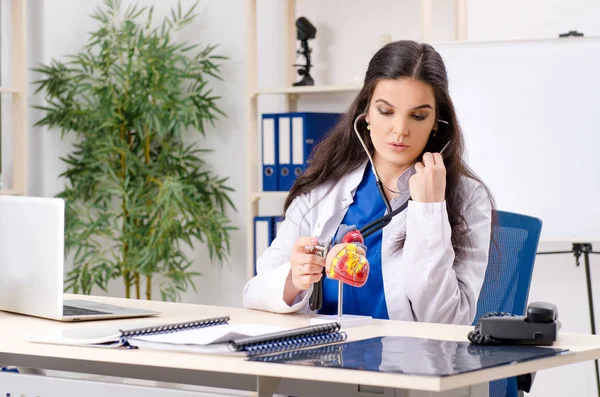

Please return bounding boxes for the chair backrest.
[474,210,543,322]
[474,210,543,397]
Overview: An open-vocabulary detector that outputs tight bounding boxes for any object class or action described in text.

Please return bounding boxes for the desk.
[2,294,600,397]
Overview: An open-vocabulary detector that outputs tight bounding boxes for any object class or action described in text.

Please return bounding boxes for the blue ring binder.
[249,343,343,364]
[243,332,348,357]
[231,322,347,357]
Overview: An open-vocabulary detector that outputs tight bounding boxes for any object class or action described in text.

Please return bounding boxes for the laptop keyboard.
[63,305,112,316]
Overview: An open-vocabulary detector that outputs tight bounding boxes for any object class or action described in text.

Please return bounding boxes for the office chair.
[473,210,543,397]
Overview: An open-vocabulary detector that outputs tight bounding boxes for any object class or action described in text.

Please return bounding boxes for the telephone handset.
[468,302,560,346]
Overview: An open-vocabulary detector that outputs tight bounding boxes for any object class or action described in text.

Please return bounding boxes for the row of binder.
[262,112,342,191]
[253,216,282,275]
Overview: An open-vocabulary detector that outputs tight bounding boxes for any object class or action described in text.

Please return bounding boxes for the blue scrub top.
[319,165,390,320]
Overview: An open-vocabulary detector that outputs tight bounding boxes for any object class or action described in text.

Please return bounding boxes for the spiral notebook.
[126,322,347,357]
[26,315,231,348]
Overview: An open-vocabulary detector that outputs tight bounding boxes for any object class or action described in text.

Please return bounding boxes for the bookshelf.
[0,0,27,196]
[253,84,361,96]
[245,0,468,280]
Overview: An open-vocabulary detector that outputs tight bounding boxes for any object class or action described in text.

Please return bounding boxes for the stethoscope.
[308,113,450,311]
[353,113,406,239]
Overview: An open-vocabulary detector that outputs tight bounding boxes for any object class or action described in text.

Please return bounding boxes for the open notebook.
[26,316,233,348]
[26,316,347,357]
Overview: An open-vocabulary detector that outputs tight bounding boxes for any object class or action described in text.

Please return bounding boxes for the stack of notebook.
[26,316,347,357]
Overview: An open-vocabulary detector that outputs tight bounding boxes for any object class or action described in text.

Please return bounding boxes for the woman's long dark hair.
[284,40,495,260]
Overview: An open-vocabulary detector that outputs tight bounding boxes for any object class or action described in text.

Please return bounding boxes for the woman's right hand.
[288,236,326,292]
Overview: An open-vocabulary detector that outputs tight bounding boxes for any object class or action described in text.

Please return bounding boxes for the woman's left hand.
[409,152,447,203]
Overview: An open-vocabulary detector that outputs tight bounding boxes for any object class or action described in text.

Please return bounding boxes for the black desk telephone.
[468,302,560,346]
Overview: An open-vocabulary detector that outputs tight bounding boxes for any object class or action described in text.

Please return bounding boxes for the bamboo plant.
[33,0,236,301]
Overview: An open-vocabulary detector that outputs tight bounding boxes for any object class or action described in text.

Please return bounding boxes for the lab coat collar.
[390,164,416,208]
[311,160,368,238]
[395,164,416,193]
[346,160,370,197]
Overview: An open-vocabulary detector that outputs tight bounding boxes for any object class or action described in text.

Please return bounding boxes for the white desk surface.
[1,294,599,393]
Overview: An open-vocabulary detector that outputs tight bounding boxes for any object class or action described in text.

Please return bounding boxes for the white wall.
[25,1,600,396]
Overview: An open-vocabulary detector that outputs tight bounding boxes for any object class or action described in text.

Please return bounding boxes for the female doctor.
[243,40,494,325]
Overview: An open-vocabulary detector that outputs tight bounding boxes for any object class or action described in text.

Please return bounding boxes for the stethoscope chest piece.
[309,237,331,311]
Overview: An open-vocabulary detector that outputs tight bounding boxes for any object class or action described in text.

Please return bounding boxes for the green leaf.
[33,0,236,301]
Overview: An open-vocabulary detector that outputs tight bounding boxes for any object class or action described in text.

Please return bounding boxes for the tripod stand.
[538,243,600,397]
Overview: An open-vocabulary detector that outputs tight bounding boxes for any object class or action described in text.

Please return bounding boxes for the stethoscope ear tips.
[353,113,368,132]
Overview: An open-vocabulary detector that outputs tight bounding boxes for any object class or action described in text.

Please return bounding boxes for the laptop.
[0,195,159,321]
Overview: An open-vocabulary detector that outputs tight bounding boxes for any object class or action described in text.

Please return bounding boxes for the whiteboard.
[434,37,600,241]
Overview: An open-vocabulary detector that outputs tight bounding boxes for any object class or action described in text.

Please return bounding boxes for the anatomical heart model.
[326,227,369,287]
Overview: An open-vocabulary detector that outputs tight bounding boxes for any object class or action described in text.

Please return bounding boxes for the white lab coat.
[243,160,493,325]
